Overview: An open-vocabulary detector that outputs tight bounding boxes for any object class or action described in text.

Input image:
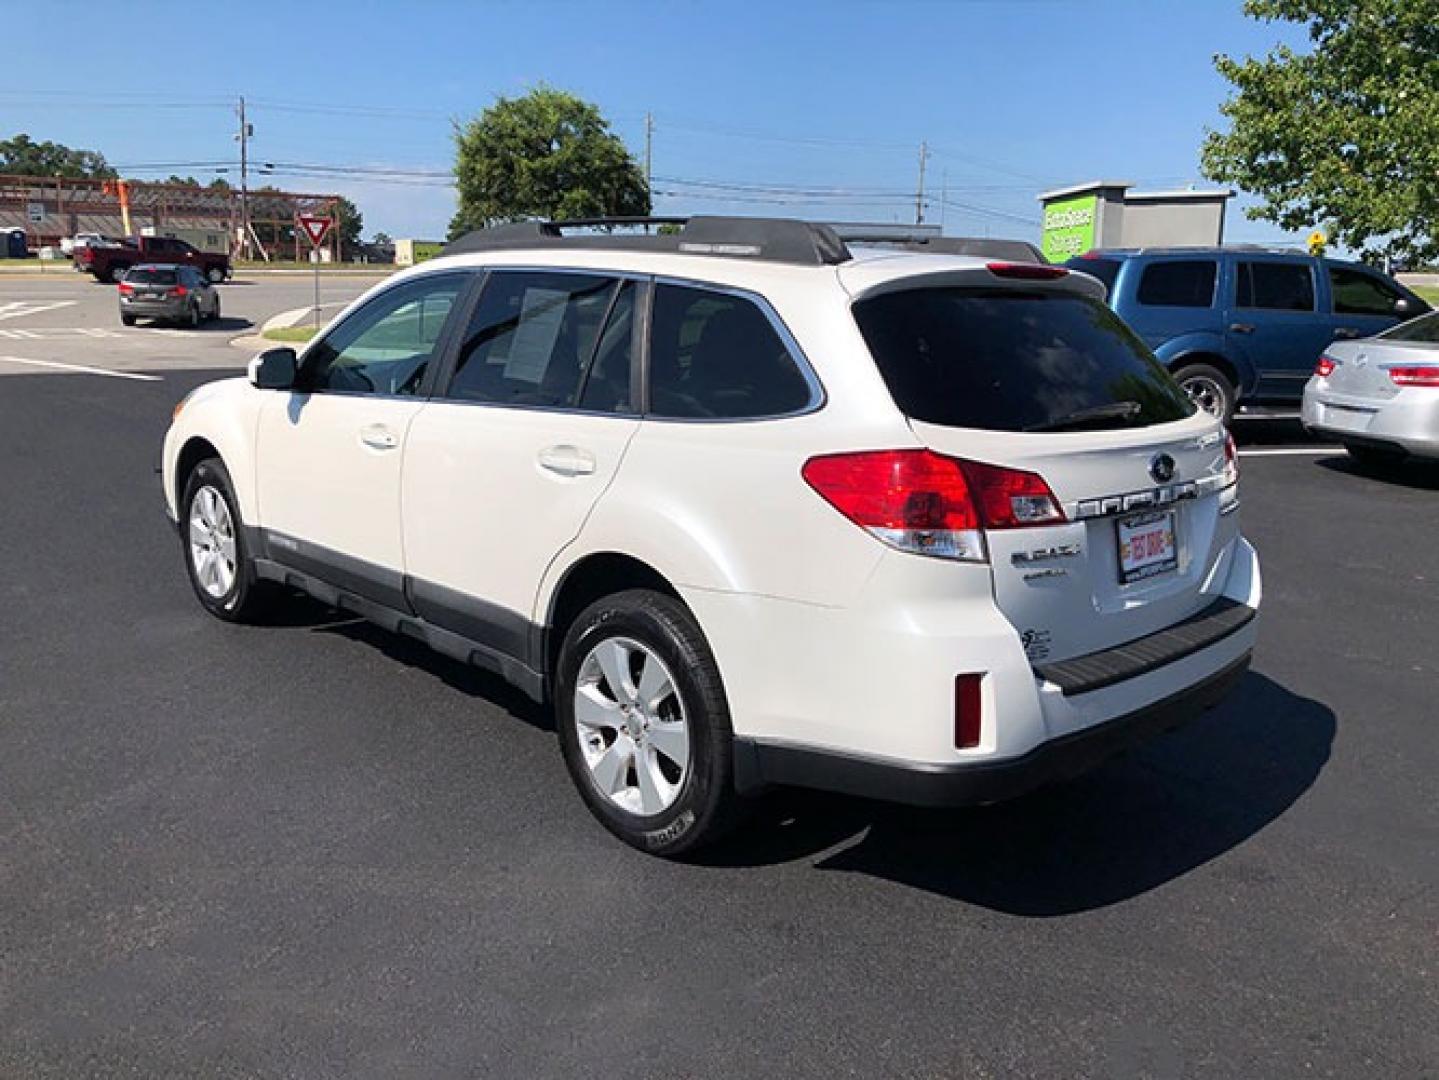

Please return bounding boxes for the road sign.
[298,215,332,247]
[26,202,45,223]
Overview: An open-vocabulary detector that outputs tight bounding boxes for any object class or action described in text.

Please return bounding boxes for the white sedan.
[1302,312,1439,465]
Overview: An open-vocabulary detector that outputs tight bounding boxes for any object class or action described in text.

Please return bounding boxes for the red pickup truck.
[74,236,232,284]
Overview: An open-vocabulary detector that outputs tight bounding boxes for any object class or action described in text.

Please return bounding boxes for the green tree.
[0,133,116,178]
[372,231,393,245]
[449,87,649,238]
[1202,0,1439,262]
[331,195,363,257]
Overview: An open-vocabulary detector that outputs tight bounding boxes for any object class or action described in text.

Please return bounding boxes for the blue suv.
[1065,248,1429,421]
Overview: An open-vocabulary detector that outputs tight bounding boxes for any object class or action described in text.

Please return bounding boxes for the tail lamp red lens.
[117,282,134,295]
[801,450,1064,562]
[986,261,1068,281]
[1388,366,1439,387]
[1223,432,1239,488]
[168,285,188,298]
[955,674,983,749]
[1314,356,1337,378]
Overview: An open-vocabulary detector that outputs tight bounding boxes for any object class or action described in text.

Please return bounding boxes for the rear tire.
[187,301,201,329]
[108,264,130,284]
[207,265,225,284]
[179,458,277,623]
[120,313,136,326]
[1173,363,1236,425]
[555,589,741,857]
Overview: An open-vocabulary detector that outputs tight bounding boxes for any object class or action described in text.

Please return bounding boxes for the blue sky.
[2,0,1308,244]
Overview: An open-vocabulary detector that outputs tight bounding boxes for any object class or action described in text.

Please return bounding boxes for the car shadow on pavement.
[307,607,552,733]
[197,316,253,333]
[700,672,1335,915]
[1317,454,1439,491]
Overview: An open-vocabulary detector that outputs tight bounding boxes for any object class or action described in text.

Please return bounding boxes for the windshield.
[852,287,1193,433]
[1379,311,1439,344]
[126,267,179,285]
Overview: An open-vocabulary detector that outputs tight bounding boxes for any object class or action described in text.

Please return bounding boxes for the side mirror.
[1394,297,1413,317]
[248,347,298,390]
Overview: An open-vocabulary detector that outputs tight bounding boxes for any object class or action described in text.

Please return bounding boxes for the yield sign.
[298,215,332,247]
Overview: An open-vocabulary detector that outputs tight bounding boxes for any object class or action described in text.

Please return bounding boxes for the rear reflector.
[1223,432,1239,488]
[801,450,1064,562]
[1389,366,1439,387]
[1314,356,1336,378]
[955,674,982,749]
[986,261,1068,280]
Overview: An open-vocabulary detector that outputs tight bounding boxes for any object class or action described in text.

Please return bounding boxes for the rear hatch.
[849,266,1237,664]
[122,266,180,300]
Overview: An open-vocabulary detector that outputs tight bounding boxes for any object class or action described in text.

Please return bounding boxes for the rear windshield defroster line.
[852,288,1193,433]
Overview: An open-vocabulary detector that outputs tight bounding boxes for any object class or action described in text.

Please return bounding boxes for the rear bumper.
[734,654,1250,807]
[121,298,188,319]
[1302,380,1439,459]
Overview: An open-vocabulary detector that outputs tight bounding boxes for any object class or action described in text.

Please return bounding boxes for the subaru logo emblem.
[1149,453,1177,484]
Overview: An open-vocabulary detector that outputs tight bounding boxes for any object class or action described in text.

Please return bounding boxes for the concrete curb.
[230,334,270,353]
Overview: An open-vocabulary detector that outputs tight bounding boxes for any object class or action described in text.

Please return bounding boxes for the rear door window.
[446,271,624,409]
[646,283,815,419]
[1237,261,1315,311]
[851,288,1192,433]
[1136,260,1217,307]
[1328,266,1404,316]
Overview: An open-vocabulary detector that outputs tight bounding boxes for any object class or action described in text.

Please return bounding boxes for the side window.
[446,271,621,408]
[578,279,635,412]
[1237,261,1315,311]
[1329,266,1403,316]
[647,283,813,419]
[1136,260,1217,308]
[301,273,464,396]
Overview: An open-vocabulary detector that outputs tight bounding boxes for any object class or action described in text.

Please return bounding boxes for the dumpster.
[4,229,28,258]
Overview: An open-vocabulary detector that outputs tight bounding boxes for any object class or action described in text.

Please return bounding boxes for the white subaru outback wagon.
[163,216,1260,856]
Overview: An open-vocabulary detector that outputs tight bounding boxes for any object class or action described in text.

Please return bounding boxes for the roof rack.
[441,215,851,267]
[830,223,1046,265]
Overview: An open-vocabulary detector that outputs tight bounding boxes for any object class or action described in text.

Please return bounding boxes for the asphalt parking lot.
[1,277,1436,1078]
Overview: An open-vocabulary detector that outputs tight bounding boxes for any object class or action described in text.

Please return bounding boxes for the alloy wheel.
[1182,374,1226,419]
[188,484,237,599]
[573,636,691,816]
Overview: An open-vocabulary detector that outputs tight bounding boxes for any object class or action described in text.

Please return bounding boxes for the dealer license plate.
[1117,510,1177,584]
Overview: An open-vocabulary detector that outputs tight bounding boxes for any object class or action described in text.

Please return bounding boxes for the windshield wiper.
[1025,401,1143,433]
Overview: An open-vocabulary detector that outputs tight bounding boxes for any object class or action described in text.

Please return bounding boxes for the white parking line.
[0,300,78,322]
[1237,447,1338,457]
[0,356,161,381]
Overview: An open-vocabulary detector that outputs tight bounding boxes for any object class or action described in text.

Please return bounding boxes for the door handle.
[359,424,399,451]
[1333,327,1363,339]
[537,445,597,477]
[1229,323,1255,334]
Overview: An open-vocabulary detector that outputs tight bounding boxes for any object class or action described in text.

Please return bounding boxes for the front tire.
[179,458,275,622]
[555,589,740,857]
[1173,362,1236,425]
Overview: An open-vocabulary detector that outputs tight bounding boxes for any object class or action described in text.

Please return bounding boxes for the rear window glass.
[1238,261,1315,311]
[126,267,178,284]
[1379,311,1439,343]
[1064,257,1121,295]
[1137,260,1217,308]
[852,288,1193,433]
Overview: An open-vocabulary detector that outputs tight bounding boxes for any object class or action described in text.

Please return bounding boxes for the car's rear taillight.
[117,282,133,295]
[1315,355,1337,378]
[986,261,1068,281]
[801,450,1064,562]
[168,285,188,298]
[1388,366,1439,387]
[1223,432,1239,488]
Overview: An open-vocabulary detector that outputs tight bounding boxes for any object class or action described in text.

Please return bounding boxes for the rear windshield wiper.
[1025,401,1142,433]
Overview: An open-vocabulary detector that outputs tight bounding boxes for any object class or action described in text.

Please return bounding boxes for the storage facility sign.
[26,202,45,223]
[1041,194,1097,262]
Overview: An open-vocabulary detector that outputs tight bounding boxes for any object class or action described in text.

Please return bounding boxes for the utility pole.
[644,112,654,195]
[940,169,948,231]
[915,140,929,226]
[236,96,251,260]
